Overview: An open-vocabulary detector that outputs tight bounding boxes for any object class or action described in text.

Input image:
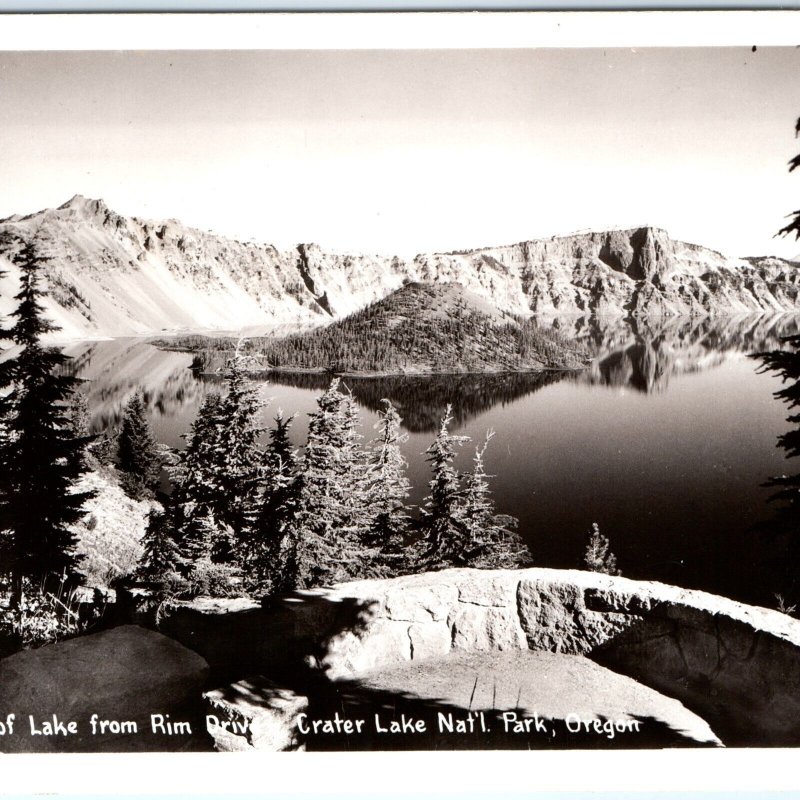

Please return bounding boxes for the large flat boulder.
[150,567,800,747]
[286,568,800,746]
[306,650,721,750]
[0,625,210,752]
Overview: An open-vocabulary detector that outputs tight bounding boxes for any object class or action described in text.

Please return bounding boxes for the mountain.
[1,195,799,339]
[185,282,590,375]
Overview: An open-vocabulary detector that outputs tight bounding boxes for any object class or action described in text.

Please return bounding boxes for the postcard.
[0,9,799,796]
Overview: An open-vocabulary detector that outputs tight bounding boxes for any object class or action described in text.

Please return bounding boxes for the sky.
[0,47,799,258]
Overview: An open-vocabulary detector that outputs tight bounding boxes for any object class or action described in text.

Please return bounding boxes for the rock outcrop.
[1,196,798,339]
[351,649,721,748]
[160,568,800,747]
[204,677,307,752]
[8,568,799,751]
[0,625,209,752]
[309,569,800,746]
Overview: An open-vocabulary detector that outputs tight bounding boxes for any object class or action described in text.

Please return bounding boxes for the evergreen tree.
[172,347,265,565]
[262,410,298,522]
[778,115,800,241]
[244,410,299,592]
[364,399,411,575]
[751,111,800,598]
[65,391,99,477]
[419,405,470,568]
[0,236,15,554]
[461,430,530,569]
[138,507,181,581]
[583,522,620,575]
[171,391,225,562]
[213,347,265,539]
[68,391,91,439]
[0,240,95,590]
[340,386,373,544]
[753,335,800,597]
[282,379,369,589]
[117,392,161,494]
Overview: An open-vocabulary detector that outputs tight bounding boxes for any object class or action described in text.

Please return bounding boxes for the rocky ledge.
[4,568,799,752]
[158,567,800,749]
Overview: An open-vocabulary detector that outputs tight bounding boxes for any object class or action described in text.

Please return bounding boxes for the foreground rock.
[312,650,720,749]
[0,625,210,752]
[300,568,800,746]
[158,567,800,747]
[204,677,307,751]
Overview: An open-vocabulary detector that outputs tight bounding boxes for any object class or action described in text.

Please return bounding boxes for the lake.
[62,314,800,608]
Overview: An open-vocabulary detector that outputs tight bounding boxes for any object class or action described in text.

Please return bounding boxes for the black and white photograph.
[1,13,800,760]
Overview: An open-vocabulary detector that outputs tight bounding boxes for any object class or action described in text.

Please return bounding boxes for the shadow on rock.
[298,678,714,751]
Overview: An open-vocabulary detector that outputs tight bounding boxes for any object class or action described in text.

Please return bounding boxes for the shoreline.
[193,364,589,380]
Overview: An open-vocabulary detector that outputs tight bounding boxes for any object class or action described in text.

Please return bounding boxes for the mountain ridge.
[1,195,799,339]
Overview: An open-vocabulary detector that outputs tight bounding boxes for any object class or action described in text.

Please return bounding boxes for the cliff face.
[1,196,798,339]
[0,196,322,338]
[424,228,800,318]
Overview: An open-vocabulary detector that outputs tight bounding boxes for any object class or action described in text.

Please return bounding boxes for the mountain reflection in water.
[264,370,566,434]
[62,313,800,437]
[571,314,800,396]
[61,338,203,443]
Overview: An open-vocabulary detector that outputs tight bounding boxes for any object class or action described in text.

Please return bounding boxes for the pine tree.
[172,347,265,566]
[752,335,800,598]
[65,391,99,478]
[419,405,470,568]
[461,430,531,569]
[583,522,620,575]
[171,391,225,562]
[138,507,181,582]
[117,391,161,495]
[340,386,373,544]
[68,391,91,439]
[744,113,800,601]
[364,399,411,575]
[0,240,95,590]
[213,347,265,539]
[0,234,16,552]
[282,379,369,589]
[244,410,299,592]
[778,115,800,241]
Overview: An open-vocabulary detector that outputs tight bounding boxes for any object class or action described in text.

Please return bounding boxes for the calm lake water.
[63,314,800,608]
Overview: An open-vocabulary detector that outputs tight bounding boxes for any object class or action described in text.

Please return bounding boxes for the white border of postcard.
[1,9,800,797]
